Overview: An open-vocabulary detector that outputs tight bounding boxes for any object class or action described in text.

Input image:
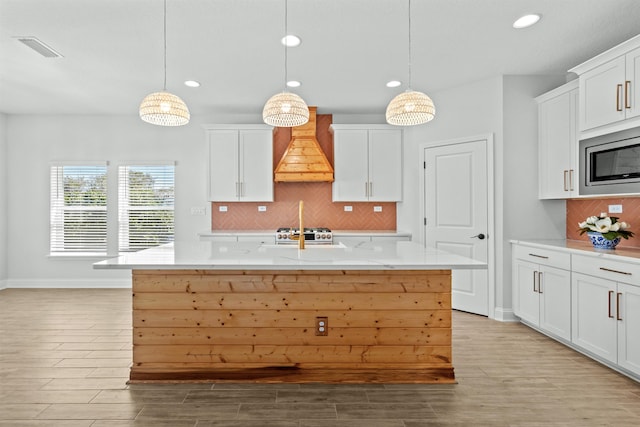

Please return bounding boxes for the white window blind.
[118,164,175,252]
[50,164,108,254]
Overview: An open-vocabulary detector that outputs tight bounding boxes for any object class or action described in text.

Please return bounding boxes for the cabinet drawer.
[572,254,640,285]
[512,244,570,270]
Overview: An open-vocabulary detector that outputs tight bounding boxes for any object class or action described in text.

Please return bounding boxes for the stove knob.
[321,234,326,239]
[316,233,320,239]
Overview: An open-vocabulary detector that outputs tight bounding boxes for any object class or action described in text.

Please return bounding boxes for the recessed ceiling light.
[386,80,402,88]
[281,35,301,47]
[513,14,541,29]
[184,80,200,88]
[286,80,301,88]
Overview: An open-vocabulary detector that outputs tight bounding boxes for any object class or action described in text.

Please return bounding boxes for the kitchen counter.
[509,238,640,264]
[94,241,485,384]
[94,240,484,270]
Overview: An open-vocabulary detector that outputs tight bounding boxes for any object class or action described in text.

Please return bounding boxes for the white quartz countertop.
[93,241,486,271]
[510,239,640,264]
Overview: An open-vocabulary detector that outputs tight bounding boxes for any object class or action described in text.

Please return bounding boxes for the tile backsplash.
[211,114,397,231]
[566,197,640,248]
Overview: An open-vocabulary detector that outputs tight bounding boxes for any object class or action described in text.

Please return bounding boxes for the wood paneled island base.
[131,269,454,383]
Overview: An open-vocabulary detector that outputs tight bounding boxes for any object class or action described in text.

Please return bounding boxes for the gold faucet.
[288,200,305,249]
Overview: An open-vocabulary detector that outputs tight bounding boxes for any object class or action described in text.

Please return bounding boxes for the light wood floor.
[1,289,639,426]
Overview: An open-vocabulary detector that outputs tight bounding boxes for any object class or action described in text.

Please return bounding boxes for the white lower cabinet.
[512,242,640,381]
[512,246,571,341]
[572,265,640,377]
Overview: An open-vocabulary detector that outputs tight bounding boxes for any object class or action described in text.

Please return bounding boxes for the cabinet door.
[538,88,577,199]
[571,272,617,364]
[617,283,640,376]
[625,46,640,120]
[514,259,540,326]
[240,130,273,202]
[579,56,626,131]
[539,265,571,341]
[332,130,369,202]
[208,130,240,201]
[368,130,402,201]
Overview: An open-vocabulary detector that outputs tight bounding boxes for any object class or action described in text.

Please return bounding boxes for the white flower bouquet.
[578,213,634,240]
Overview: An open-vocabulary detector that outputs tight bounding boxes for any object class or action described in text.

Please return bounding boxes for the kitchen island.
[94,240,486,383]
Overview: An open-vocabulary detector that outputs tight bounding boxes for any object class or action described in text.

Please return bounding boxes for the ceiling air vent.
[16,37,63,58]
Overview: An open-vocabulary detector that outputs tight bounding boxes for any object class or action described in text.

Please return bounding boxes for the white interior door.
[424,138,489,316]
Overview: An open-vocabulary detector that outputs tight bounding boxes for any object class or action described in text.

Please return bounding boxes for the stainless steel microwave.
[579,127,640,195]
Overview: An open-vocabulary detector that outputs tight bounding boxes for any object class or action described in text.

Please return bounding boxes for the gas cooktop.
[275,227,333,244]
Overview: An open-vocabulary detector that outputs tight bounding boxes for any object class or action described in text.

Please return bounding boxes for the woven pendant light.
[386,0,435,126]
[139,0,190,127]
[263,0,309,127]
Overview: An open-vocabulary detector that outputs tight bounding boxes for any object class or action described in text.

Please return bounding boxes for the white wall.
[4,113,260,287]
[396,75,566,320]
[0,113,7,289]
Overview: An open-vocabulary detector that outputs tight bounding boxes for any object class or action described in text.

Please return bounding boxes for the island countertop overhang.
[93,241,487,271]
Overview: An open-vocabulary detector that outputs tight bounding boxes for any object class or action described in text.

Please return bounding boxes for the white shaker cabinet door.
[208,130,240,202]
[625,46,640,121]
[537,84,578,199]
[332,129,369,202]
[617,282,640,377]
[571,272,618,364]
[368,130,402,202]
[579,56,626,131]
[514,259,540,326]
[539,265,571,341]
[240,130,273,202]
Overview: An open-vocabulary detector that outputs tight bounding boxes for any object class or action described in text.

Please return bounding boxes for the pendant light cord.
[407,0,412,90]
[284,0,288,90]
[163,0,167,90]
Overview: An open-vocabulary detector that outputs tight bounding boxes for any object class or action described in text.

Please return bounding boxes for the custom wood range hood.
[274,106,334,182]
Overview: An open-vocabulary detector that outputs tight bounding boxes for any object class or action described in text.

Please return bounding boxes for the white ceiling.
[1,0,640,116]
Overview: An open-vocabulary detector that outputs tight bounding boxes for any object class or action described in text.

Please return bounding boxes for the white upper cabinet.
[536,81,579,199]
[205,125,274,202]
[331,125,403,202]
[570,35,640,136]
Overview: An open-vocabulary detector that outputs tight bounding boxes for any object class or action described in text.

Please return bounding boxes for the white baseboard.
[0,279,7,290]
[493,307,518,322]
[5,278,131,289]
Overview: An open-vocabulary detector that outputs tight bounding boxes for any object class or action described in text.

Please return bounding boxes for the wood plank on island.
[130,269,454,384]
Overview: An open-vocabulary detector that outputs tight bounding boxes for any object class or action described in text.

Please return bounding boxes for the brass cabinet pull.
[563,170,568,191]
[599,267,632,276]
[617,292,623,321]
[365,182,369,197]
[625,81,631,109]
[538,272,543,294]
[369,182,373,197]
[569,169,574,191]
[528,253,549,259]
[617,84,623,111]
[608,290,614,318]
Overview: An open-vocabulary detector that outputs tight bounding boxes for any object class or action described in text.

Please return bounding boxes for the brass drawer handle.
[528,253,549,259]
[599,267,632,276]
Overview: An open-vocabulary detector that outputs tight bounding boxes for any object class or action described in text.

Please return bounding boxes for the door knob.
[471,233,486,240]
